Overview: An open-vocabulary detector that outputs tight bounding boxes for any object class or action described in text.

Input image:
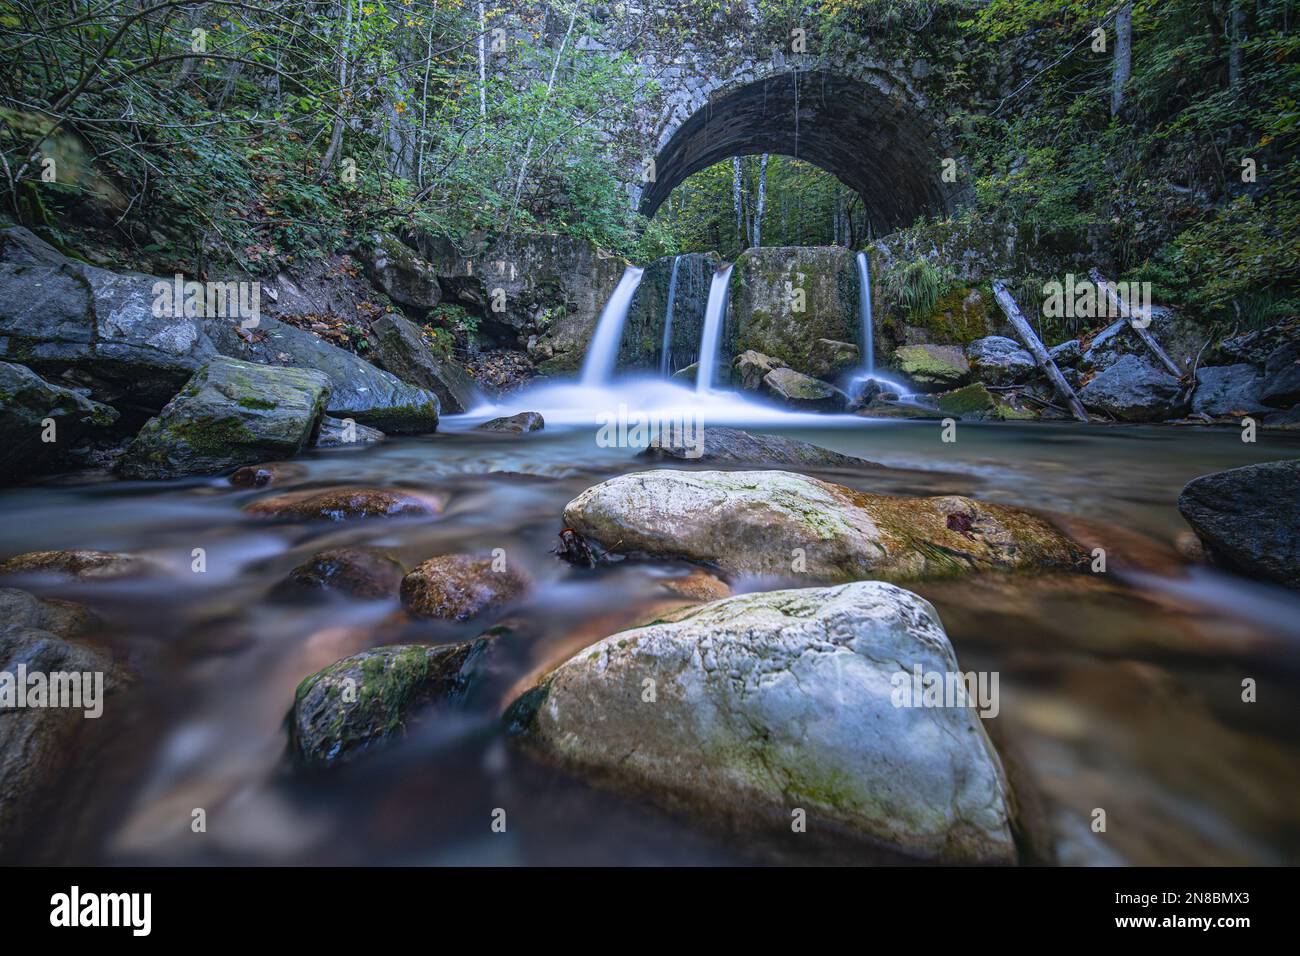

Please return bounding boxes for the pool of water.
[3,410,1299,865]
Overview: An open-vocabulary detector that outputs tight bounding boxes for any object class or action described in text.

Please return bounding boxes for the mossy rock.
[937,382,995,418]
[894,344,971,391]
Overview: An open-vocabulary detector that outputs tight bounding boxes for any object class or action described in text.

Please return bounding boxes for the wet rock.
[1,591,117,854]
[893,343,971,391]
[620,253,720,373]
[1261,340,1300,408]
[314,415,385,447]
[289,640,488,766]
[506,581,1016,863]
[244,486,446,521]
[1047,339,1082,367]
[475,411,544,433]
[1191,365,1269,417]
[561,470,1083,581]
[1178,460,1300,588]
[806,339,860,380]
[118,357,330,479]
[657,568,732,602]
[1077,353,1185,421]
[286,547,406,599]
[761,367,848,412]
[370,313,478,414]
[729,246,860,373]
[966,336,1034,386]
[733,350,786,391]
[639,425,878,468]
[669,362,698,385]
[354,234,442,310]
[228,461,306,488]
[0,549,161,580]
[400,554,530,621]
[0,361,119,482]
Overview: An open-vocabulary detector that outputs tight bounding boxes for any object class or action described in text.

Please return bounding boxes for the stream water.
[4,384,1299,865]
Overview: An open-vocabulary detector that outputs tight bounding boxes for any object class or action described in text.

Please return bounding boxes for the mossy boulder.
[761,367,848,412]
[290,640,488,766]
[118,357,330,479]
[505,581,1016,863]
[893,344,971,392]
[729,247,860,374]
[0,361,119,482]
[355,233,442,310]
[1077,354,1186,421]
[937,382,996,418]
[806,339,861,380]
[966,336,1035,387]
[733,350,786,390]
[370,313,478,414]
[560,469,1085,582]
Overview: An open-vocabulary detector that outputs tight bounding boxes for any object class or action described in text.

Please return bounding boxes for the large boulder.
[0,227,239,408]
[893,344,971,391]
[733,350,786,391]
[1191,365,1270,417]
[1261,340,1300,408]
[639,426,878,469]
[354,233,442,310]
[729,246,861,374]
[761,367,848,412]
[506,581,1016,863]
[0,361,118,482]
[1178,460,1300,588]
[289,640,488,765]
[117,357,330,479]
[1077,354,1185,421]
[560,470,1083,581]
[966,336,1035,387]
[806,339,861,380]
[370,313,478,414]
[1,589,119,855]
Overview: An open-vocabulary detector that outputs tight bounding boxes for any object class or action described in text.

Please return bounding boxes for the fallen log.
[992,279,1089,422]
[1088,268,1183,377]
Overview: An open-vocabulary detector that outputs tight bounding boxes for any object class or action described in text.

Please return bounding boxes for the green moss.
[937,383,995,416]
[236,396,276,410]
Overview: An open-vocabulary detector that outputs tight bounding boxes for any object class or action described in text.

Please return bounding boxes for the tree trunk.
[477,2,487,144]
[320,0,356,177]
[1229,3,1247,91]
[732,156,745,252]
[993,280,1089,421]
[1111,2,1132,116]
[752,153,768,247]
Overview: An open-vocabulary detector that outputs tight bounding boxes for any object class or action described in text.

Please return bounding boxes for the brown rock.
[285,547,406,599]
[243,486,447,521]
[400,553,530,621]
[0,549,161,581]
[228,462,306,488]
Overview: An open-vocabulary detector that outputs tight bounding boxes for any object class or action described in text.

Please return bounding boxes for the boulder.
[314,415,385,447]
[1077,354,1185,421]
[289,640,488,765]
[893,344,971,391]
[1191,365,1269,417]
[761,367,848,412]
[560,470,1083,581]
[1047,339,1082,367]
[354,233,442,310]
[733,350,786,391]
[117,357,330,480]
[1178,460,1300,588]
[1261,341,1300,408]
[966,336,1035,386]
[0,361,118,482]
[0,549,160,580]
[936,382,997,418]
[729,246,860,373]
[475,411,544,433]
[638,426,878,468]
[1,590,118,854]
[285,547,406,599]
[243,486,446,521]
[506,581,1016,863]
[806,339,861,380]
[370,313,478,414]
[400,554,530,621]
[227,461,305,488]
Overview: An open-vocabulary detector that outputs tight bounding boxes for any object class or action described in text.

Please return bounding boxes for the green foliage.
[881,257,957,320]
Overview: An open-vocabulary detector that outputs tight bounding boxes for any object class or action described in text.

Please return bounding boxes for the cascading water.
[695,264,734,392]
[855,250,874,375]
[659,255,683,377]
[579,265,644,386]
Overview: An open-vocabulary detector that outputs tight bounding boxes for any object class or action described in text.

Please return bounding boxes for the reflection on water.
[3,410,1299,865]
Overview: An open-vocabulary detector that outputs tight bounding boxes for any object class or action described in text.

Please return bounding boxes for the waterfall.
[579,265,645,386]
[695,264,734,392]
[659,255,683,377]
[855,251,874,375]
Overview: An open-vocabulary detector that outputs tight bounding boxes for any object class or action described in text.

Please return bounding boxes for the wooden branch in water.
[992,279,1089,422]
[1088,268,1183,378]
